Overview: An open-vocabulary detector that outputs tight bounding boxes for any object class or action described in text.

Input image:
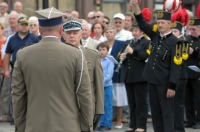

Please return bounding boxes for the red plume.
[196,3,200,18]
[141,8,152,23]
[171,9,189,26]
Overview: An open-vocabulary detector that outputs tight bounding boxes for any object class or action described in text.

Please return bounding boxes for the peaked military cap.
[63,17,82,32]
[189,18,200,26]
[171,21,183,32]
[157,11,171,21]
[18,17,29,25]
[35,7,64,27]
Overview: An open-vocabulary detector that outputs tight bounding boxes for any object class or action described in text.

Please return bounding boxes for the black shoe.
[97,126,104,131]
[10,121,14,125]
[97,126,111,131]
[102,126,111,130]
[184,123,195,128]
[192,124,200,129]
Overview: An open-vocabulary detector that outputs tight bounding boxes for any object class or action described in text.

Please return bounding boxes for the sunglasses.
[103,21,109,24]
[30,24,37,27]
[93,16,101,19]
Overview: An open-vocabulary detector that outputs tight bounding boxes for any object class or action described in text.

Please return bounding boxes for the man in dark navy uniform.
[184,18,200,129]
[130,0,182,132]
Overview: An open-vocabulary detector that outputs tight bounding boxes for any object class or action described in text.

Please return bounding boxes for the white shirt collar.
[160,31,171,38]
[43,36,58,38]
[135,35,144,41]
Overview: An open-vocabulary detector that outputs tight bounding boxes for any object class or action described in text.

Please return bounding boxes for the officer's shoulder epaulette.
[85,47,98,52]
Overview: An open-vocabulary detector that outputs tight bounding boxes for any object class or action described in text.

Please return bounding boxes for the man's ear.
[39,27,42,36]
[59,25,63,34]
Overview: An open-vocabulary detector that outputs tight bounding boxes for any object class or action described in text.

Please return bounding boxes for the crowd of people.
[0,0,200,132]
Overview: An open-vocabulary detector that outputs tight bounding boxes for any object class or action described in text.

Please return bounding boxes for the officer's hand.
[4,71,10,78]
[189,47,194,55]
[120,53,127,60]
[166,89,175,98]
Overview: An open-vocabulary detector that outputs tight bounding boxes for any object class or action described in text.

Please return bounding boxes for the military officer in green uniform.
[11,7,93,132]
[62,17,104,130]
[130,0,182,132]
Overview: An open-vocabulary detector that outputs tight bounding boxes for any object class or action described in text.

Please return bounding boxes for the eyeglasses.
[103,21,109,24]
[30,24,37,27]
[93,16,101,19]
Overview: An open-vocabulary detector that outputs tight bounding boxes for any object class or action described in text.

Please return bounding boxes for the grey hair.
[29,16,39,25]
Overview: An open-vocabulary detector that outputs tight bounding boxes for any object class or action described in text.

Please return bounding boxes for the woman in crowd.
[120,25,149,132]
[104,25,128,129]
[28,16,41,39]
[91,22,106,43]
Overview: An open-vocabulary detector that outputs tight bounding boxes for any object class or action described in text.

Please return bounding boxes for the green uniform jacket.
[81,46,104,115]
[11,37,93,132]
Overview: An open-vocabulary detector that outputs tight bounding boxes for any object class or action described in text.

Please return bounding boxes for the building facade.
[0,0,199,20]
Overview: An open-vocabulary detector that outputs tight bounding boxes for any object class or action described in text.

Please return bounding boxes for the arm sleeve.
[104,60,114,85]
[5,38,12,54]
[75,51,93,132]
[94,54,104,114]
[134,13,154,38]
[11,51,27,132]
[168,44,182,90]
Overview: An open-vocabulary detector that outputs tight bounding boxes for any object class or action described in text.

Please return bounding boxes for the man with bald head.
[93,11,104,23]
[3,11,19,37]
[13,1,26,18]
[82,22,99,49]
[87,11,95,24]
[71,10,79,18]
[0,2,9,28]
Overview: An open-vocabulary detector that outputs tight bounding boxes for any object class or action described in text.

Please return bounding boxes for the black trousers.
[125,82,148,129]
[174,79,187,132]
[185,79,200,125]
[149,83,174,132]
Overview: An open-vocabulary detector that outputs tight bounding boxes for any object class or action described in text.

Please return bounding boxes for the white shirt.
[81,38,89,47]
[115,29,133,41]
[94,35,106,43]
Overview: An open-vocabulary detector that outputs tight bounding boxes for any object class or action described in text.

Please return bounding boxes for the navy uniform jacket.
[179,38,188,80]
[121,37,150,83]
[110,40,125,83]
[186,35,200,79]
[135,14,181,90]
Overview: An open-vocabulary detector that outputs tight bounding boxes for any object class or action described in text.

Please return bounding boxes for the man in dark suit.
[11,7,93,132]
[184,18,200,129]
[130,0,182,132]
